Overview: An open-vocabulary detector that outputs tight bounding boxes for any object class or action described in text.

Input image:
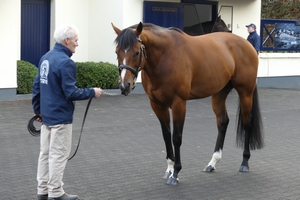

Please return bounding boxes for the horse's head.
[112,22,147,96]
[213,15,230,33]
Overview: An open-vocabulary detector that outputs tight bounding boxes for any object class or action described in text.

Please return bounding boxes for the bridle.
[118,38,147,89]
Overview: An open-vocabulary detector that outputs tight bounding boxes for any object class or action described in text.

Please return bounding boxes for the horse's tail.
[236,86,264,150]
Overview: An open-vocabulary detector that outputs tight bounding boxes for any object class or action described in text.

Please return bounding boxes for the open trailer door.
[143,1,184,29]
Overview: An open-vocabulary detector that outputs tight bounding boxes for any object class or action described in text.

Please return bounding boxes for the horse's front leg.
[166,100,187,185]
[150,101,175,180]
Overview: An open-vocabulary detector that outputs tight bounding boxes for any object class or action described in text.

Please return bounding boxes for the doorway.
[21,0,50,67]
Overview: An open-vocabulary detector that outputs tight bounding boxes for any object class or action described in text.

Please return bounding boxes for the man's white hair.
[53,25,78,44]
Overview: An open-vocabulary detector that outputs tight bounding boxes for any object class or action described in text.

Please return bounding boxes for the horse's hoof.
[163,171,172,179]
[166,175,179,185]
[239,165,249,172]
[203,165,215,172]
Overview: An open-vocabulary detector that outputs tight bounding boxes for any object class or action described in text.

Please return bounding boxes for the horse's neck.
[141,30,170,73]
[201,21,214,34]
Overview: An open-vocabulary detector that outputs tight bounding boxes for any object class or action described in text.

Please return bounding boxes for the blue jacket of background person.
[32,43,95,126]
[247,31,261,54]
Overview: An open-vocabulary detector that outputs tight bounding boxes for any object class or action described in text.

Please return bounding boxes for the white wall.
[87,0,144,81]
[123,0,144,28]
[52,0,143,64]
[88,0,143,65]
[258,53,300,77]
[216,0,261,38]
[88,0,123,64]
[0,0,20,89]
[52,0,90,62]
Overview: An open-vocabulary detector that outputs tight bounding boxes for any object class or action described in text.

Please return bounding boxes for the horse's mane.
[114,28,137,50]
[114,23,184,49]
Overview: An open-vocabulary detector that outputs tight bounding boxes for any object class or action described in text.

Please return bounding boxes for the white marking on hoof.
[166,158,174,174]
[207,149,222,169]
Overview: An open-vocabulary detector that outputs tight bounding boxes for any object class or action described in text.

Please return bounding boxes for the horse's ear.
[111,23,121,35]
[217,15,221,21]
[135,22,143,36]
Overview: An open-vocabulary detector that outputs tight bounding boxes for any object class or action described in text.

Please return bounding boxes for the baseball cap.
[246,23,256,29]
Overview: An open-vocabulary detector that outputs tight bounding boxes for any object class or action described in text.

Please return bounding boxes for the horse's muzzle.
[119,83,131,96]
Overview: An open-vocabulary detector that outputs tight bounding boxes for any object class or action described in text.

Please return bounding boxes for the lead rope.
[102,90,121,96]
[68,98,92,161]
[68,90,121,161]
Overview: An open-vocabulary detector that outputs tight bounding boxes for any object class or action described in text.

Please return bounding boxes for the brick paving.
[0,88,300,200]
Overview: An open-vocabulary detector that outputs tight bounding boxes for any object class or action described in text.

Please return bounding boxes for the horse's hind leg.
[149,101,175,180]
[236,86,264,172]
[237,92,253,172]
[203,83,232,172]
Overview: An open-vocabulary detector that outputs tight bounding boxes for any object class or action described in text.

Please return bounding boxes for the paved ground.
[0,88,300,200]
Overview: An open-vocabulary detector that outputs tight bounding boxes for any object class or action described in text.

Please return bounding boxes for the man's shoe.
[48,193,79,200]
[37,194,48,200]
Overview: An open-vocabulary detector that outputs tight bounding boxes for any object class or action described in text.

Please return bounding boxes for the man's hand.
[93,87,103,98]
[34,114,42,122]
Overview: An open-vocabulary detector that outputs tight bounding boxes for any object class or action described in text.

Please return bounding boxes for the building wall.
[50,0,144,64]
[0,0,20,90]
[51,0,90,62]
[2,0,300,101]
[88,0,144,64]
[216,0,261,38]
[258,53,300,77]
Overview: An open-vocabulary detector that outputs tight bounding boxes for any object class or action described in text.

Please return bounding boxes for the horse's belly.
[188,75,231,99]
[188,87,222,99]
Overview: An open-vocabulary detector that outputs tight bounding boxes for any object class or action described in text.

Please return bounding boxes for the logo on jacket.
[40,60,49,84]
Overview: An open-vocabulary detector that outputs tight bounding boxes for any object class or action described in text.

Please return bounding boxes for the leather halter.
[118,38,147,79]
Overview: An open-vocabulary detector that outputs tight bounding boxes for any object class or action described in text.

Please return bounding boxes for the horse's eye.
[134,51,139,57]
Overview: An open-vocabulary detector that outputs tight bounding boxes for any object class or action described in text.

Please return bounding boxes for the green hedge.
[17,60,119,94]
[17,60,37,94]
[76,61,119,89]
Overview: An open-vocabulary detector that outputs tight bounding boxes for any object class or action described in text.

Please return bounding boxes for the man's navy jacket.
[247,31,260,54]
[32,43,95,126]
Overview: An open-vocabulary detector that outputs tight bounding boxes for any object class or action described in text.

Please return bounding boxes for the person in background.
[32,25,102,200]
[246,23,261,54]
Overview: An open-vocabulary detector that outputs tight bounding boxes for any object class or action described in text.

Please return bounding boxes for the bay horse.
[112,22,264,185]
[183,15,230,36]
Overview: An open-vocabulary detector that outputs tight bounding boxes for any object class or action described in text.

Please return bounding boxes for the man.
[32,25,103,200]
[246,23,261,54]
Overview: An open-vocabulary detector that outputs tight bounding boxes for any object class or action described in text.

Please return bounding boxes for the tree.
[262,0,300,19]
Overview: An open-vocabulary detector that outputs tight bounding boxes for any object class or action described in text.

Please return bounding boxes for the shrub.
[76,61,119,89]
[16,61,119,94]
[17,60,37,94]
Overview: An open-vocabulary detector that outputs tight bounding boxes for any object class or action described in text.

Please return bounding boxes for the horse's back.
[192,32,257,59]
[181,32,258,98]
